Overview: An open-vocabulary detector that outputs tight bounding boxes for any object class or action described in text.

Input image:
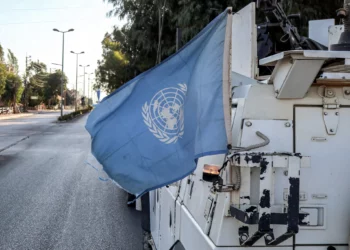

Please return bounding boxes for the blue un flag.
[86,10,231,197]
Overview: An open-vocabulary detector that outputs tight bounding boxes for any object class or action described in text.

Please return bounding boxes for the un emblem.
[142,83,187,144]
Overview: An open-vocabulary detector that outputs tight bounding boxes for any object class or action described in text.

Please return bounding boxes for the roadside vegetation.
[0,44,92,114]
[57,106,93,122]
[94,0,343,94]
[1,0,343,113]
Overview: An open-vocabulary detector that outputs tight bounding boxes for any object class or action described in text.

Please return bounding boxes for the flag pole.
[222,7,233,149]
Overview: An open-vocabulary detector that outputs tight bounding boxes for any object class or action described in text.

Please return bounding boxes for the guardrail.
[0,107,11,115]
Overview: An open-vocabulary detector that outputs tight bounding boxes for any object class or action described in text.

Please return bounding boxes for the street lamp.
[53,28,74,118]
[79,64,90,106]
[23,55,32,112]
[86,72,94,106]
[71,51,84,111]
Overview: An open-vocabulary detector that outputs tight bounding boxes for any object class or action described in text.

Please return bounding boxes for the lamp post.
[53,28,74,118]
[79,64,90,107]
[87,73,93,106]
[23,55,31,112]
[71,51,84,111]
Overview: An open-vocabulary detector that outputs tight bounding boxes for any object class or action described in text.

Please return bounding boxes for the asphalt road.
[0,112,142,250]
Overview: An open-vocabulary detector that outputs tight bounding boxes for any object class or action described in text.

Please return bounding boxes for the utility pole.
[88,74,90,106]
[90,83,94,106]
[79,64,89,107]
[23,55,31,112]
[87,73,93,106]
[156,0,166,65]
[83,68,86,98]
[71,51,84,111]
[61,33,65,113]
[53,28,74,118]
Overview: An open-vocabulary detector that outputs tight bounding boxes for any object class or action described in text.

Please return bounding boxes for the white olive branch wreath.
[142,83,187,144]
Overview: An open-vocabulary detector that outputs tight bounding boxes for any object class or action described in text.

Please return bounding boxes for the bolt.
[245,121,252,127]
[336,112,339,116]
[327,90,334,95]
[324,112,328,116]
[241,234,248,241]
[265,235,273,241]
[342,76,346,79]
[330,129,334,133]
[284,170,288,176]
[285,122,291,127]
[345,90,350,95]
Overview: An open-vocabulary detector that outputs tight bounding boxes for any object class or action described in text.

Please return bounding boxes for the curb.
[56,112,90,123]
[0,113,34,121]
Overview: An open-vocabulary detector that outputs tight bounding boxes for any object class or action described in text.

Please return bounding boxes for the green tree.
[175,0,249,41]
[280,0,343,35]
[95,34,130,93]
[98,0,251,93]
[0,63,7,98]
[3,73,23,113]
[1,49,22,111]
[0,44,6,101]
[0,43,4,63]
[7,49,19,74]
[28,61,48,87]
[99,0,343,93]
[64,90,76,106]
[106,0,176,62]
[27,61,48,107]
[44,71,67,107]
[96,0,173,93]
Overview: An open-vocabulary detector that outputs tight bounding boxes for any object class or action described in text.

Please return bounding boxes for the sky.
[0,0,126,101]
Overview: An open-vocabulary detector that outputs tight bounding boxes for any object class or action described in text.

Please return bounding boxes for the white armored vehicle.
[147,1,350,249]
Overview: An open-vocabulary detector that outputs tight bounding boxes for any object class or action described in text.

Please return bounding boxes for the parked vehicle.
[145,2,350,249]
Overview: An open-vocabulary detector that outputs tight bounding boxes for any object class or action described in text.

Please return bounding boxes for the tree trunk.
[13,93,16,114]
